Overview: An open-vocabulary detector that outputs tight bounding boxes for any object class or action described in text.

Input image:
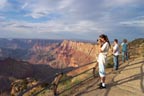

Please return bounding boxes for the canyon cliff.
[0,38,100,95]
[0,39,99,68]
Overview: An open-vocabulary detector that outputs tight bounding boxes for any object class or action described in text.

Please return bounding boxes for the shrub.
[106,56,113,68]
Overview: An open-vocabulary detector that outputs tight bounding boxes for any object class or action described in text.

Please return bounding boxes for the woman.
[112,39,119,70]
[96,34,110,88]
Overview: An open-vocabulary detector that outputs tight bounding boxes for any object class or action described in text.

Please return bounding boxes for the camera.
[96,39,103,46]
[96,39,101,44]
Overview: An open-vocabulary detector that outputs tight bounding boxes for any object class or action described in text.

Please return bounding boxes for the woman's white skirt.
[97,53,107,77]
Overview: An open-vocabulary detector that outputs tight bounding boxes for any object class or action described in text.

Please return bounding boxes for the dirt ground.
[69,57,144,96]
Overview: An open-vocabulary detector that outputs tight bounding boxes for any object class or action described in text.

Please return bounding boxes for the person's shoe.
[98,83,102,87]
[99,85,106,89]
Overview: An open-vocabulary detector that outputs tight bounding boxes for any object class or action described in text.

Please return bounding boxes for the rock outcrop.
[55,40,99,68]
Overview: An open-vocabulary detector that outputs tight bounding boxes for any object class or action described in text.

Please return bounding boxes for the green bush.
[106,56,113,68]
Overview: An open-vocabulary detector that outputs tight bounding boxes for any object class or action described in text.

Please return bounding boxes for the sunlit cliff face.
[0,39,101,68]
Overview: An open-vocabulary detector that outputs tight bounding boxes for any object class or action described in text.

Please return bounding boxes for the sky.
[0,0,144,41]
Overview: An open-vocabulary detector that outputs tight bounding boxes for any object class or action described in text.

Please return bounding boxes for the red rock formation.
[0,39,101,69]
[55,40,99,68]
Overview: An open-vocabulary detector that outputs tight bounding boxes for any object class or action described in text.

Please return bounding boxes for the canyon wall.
[0,39,99,68]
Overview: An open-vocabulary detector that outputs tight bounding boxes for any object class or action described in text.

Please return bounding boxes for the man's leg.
[116,56,119,70]
[122,52,125,63]
[113,56,117,70]
[126,52,128,60]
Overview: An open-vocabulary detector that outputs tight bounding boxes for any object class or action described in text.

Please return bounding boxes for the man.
[112,39,119,70]
[121,39,128,63]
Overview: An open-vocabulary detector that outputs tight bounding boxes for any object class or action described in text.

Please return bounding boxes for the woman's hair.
[99,34,111,47]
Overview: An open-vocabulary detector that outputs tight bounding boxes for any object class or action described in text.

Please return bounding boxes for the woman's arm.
[100,42,108,52]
